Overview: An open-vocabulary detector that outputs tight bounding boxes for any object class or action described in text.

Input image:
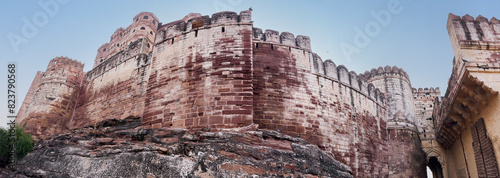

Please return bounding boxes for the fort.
[14,10,500,177]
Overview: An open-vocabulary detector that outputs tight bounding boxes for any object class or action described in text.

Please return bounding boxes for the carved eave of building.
[436,71,498,148]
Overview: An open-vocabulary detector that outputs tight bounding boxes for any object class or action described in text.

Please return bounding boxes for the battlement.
[412,87,441,97]
[359,65,410,83]
[304,55,385,105]
[154,10,252,45]
[447,13,500,51]
[47,56,84,70]
[252,28,311,51]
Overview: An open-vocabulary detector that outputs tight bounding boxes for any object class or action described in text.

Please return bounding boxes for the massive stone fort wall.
[17,10,429,177]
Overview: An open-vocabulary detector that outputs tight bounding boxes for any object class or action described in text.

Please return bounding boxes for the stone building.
[431,13,500,178]
[28,10,500,177]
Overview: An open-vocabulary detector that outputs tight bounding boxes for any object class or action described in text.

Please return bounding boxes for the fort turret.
[360,65,426,177]
[94,12,159,68]
[19,56,85,137]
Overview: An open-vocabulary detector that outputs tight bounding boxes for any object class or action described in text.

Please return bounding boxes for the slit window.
[195,30,198,37]
[271,44,274,51]
[256,43,258,49]
[171,38,174,44]
[222,27,225,32]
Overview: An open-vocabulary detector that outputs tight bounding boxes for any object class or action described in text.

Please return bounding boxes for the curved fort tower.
[17,10,430,177]
[361,66,426,177]
[18,57,85,136]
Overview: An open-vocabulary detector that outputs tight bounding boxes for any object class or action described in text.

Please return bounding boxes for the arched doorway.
[428,156,443,178]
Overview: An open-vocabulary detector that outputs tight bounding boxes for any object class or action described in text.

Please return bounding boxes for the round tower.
[361,65,426,177]
[20,56,85,137]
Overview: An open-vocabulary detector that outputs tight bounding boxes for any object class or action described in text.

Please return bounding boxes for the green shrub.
[0,125,34,167]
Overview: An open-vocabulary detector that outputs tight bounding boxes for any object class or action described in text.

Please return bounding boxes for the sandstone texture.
[15,10,435,177]
[3,117,352,177]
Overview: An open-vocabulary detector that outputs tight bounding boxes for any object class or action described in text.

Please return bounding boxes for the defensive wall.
[19,57,85,136]
[17,10,433,177]
[252,27,388,176]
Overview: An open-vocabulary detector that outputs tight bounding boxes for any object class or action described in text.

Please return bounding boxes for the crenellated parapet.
[412,87,441,98]
[359,65,411,84]
[43,56,85,87]
[448,13,500,51]
[312,58,385,106]
[154,10,252,45]
[252,28,311,51]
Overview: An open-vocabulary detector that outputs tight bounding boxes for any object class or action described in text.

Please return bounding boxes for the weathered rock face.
[4,117,352,177]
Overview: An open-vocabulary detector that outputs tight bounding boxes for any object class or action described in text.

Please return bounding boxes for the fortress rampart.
[17,10,430,177]
[251,27,388,176]
[19,57,85,136]
[360,66,426,177]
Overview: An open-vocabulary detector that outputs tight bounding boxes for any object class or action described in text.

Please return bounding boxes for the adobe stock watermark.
[213,0,243,12]
[339,0,405,62]
[7,0,71,54]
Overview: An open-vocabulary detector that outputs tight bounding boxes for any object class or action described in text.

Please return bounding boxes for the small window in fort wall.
[271,44,274,51]
[171,38,174,44]
[153,20,156,25]
[256,43,258,49]
[150,31,153,35]
[140,27,145,30]
[100,59,103,62]
[195,30,198,37]
[136,18,138,22]
[144,16,148,19]
[222,27,225,32]
[103,48,107,52]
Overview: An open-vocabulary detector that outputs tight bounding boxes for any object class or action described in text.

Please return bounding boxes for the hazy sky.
[1,0,499,131]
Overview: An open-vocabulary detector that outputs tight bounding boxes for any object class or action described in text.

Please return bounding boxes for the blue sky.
[1,0,499,129]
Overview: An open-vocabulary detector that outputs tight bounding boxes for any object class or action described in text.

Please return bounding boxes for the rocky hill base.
[2,117,352,177]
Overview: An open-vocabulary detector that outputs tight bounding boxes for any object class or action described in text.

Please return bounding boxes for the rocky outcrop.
[3,117,352,177]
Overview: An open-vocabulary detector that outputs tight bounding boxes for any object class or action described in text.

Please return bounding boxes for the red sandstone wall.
[252,28,388,177]
[388,129,427,177]
[142,11,254,129]
[17,10,406,177]
[19,57,84,137]
[17,71,43,123]
[72,39,151,129]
